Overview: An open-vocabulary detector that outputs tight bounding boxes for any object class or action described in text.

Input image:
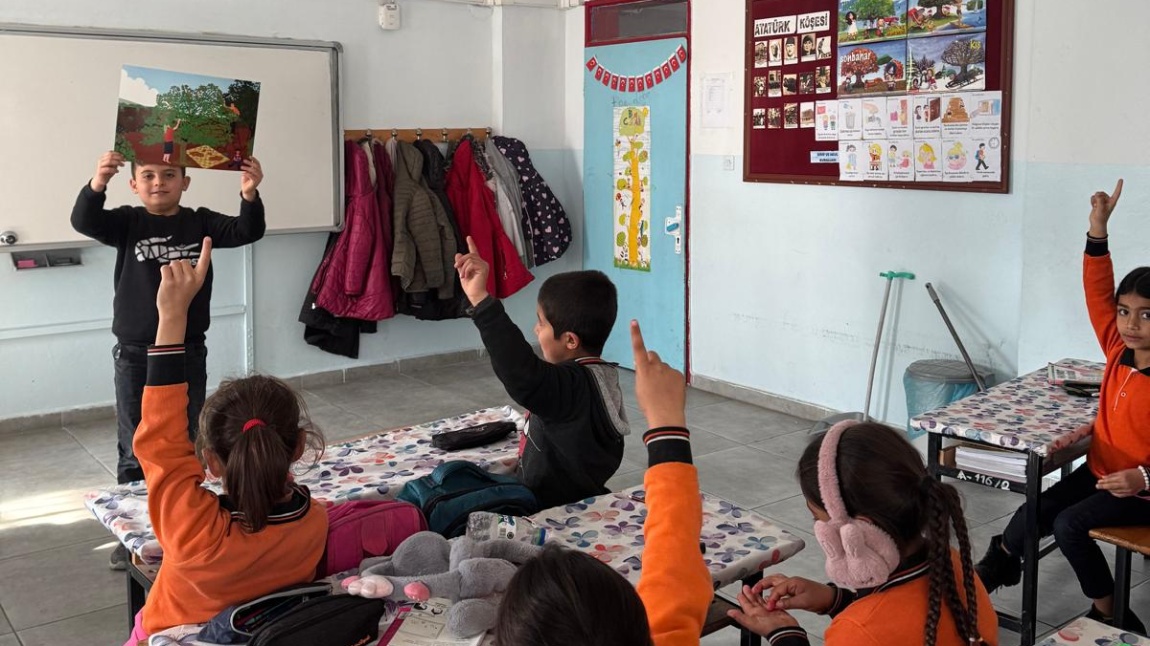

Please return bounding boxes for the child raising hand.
[124,238,328,645]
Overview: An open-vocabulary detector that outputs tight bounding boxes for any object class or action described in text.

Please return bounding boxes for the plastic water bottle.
[466,512,547,545]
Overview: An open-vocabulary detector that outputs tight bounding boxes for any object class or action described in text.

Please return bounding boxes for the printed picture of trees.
[116,65,261,171]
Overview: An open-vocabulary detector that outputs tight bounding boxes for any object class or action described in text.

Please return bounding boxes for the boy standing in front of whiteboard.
[71,151,266,570]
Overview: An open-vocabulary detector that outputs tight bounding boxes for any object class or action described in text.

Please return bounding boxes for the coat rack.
[343,127,493,144]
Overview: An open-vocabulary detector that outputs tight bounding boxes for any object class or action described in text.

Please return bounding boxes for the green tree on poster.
[225,80,260,134]
[841,53,878,88]
[142,83,231,148]
[941,37,985,81]
[852,0,894,21]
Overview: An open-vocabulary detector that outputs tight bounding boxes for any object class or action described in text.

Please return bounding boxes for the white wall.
[0,0,579,418]
[686,0,1150,426]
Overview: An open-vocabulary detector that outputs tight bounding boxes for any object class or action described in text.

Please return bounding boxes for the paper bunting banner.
[586,45,689,93]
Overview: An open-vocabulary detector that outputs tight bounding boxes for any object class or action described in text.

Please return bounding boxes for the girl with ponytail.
[727,421,998,646]
[123,238,329,645]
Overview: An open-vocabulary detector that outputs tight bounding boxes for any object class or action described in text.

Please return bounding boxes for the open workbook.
[377,598,491,646]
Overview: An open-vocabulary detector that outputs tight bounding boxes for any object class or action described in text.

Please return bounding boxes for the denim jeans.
[113,342,207,484]
[1002,463,1150,599]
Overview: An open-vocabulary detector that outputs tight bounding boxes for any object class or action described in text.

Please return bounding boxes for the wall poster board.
[743,0,1014,193]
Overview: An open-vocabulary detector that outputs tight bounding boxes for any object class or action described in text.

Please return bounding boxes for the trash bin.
[904,359,995,439]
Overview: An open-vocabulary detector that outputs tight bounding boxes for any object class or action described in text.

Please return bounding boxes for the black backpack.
[248,595,387,646]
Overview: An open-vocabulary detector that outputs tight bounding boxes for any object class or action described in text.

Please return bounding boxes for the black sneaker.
[108,543,129,571]
[1086,604,1147,634]
[975,535,1021,593]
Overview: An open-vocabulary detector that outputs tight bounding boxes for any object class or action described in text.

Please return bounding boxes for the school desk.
[528,485,808,646]
[912,359,1102,646]
[1037,616,1148,645]
[85,406,523,628]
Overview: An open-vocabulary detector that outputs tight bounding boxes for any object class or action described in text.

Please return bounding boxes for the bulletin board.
[743,0,1015,193]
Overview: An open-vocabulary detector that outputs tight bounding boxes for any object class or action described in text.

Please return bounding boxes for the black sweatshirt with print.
[71,184,266,345]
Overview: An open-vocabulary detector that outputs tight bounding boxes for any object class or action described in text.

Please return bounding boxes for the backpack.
[319,500,428,578]
[248,595,387,646]
[396,460,539,538]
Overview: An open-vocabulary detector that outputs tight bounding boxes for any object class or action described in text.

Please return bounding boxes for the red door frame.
[584,0,694,380]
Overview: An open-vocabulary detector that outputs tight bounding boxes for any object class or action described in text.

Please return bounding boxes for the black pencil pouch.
[431,421,517,451]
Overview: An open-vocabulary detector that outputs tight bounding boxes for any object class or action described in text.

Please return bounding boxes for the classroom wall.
[685,0,1150,426]
[0,0,579,419]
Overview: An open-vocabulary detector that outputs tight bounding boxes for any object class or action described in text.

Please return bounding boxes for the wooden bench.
[1089,525,1150,630]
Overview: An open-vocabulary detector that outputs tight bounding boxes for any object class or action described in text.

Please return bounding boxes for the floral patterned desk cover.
[528,485,807,590]
[1038,616,1147,645]
[909,359,1102,456]
[86,407,524,563]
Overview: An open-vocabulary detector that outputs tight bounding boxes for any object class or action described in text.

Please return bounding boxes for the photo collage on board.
[751,10,834,135]
[833,0,1000,183]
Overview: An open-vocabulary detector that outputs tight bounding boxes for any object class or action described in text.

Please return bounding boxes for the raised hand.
[631,320,686,429]
[241,157,263,202]
[158,237,212,319]
[453,236,490,306]
[91,151,125,192]
[1089,179,1123,238]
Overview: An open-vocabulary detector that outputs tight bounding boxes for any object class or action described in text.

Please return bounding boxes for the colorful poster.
[886,96,911,138]
[908,0,990,38]
[613,107,651,271]
[914,138,943,181]
[838,40,908,96]
[887,139,915,181]
[838,0,908,44]
[864,141,889,181]
[117,65,260,171]
[838,98,863,140]
[861,98,886,139]
[942,139,973,182]
[907,32,987,93]
[968,91,1003,134]
[941,93,973,137]
[970,136,1001,182]
[800,102,816,128]
[839,141,865,181]
[815,101,839,141]
[912,95,943,137]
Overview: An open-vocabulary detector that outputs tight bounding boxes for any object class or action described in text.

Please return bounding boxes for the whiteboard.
[0,25,342,251]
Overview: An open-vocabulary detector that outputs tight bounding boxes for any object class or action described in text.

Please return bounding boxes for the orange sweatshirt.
[1083,247,1150,477]
[636,428,713,646]
[821,551,998,646]
[135,346,327,635]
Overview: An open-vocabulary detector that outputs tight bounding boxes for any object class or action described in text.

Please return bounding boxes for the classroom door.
[583,36,689,371]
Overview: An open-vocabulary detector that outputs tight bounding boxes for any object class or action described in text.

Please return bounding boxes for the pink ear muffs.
[813,420,901,589]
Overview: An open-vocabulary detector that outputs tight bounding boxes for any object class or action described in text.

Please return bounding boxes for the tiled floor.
[0,359,1144,645]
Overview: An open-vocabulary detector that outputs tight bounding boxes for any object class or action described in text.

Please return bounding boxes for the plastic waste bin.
[904,359,995,439]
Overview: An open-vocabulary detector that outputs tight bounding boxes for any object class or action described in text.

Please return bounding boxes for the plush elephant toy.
[341,531,541,637]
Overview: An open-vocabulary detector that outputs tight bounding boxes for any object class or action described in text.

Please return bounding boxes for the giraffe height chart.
[613,106,652,271]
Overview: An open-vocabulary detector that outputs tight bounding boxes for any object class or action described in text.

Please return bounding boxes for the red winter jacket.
[314,140,396,321]
[446,139,533,299]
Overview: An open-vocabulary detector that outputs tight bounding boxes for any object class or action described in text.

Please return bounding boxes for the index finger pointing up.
[1112,178,1124,204]
[196,237,213,278]
[466,236,479,255]
[630,320,648,369]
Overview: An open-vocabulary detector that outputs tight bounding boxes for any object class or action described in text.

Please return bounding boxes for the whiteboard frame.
[0,23,344,251]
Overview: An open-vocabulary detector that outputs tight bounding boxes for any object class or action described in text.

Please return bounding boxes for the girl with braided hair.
[727,422,998,646]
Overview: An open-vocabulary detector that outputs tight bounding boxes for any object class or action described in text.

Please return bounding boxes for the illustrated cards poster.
[907,0,990,38]
[907,31,988,93]
[838,0,908,44]
[837,39,908,96]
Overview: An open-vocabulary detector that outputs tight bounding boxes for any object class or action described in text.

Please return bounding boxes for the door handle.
[664,206,683,254]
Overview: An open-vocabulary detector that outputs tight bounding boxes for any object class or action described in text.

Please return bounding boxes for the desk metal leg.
[1114,547,1132,629]
[126,563,149,632]
[1019,452,1042,646]
[927,433,942,480]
